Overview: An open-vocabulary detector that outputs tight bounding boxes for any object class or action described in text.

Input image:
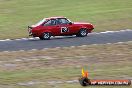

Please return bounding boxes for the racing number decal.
[61,27,69,33]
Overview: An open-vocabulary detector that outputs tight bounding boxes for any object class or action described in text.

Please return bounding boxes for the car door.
[42,19,60,36]
[56,18,77,35]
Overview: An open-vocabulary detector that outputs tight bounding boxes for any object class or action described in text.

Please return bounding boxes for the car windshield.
[67,19,72,23]
[34,19,46,26]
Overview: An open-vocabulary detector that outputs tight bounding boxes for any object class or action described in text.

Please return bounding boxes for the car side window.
[57,18,70,25]
[44,19,56,26]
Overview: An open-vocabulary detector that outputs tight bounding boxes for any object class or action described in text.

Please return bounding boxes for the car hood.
[73,22,92,25]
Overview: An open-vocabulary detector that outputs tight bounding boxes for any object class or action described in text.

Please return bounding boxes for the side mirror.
[69,22,73,25]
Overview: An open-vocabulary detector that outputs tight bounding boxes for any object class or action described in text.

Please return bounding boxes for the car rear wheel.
[39,32,51,40]
[39,36,44,40]
[76,29,88,37]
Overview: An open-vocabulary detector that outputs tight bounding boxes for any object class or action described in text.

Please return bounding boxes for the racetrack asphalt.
[0,29,132,52]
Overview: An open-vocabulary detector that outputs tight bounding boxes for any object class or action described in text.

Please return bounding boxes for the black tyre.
[39,32,51,40]
[39,36,44,40]
[76,29,88,37]
[79,77,91,86]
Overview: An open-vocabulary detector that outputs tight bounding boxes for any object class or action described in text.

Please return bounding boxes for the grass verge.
[0,42,132,88]
[0,0,132,39]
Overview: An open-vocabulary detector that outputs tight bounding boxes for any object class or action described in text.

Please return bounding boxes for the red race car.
[28,17,94,40]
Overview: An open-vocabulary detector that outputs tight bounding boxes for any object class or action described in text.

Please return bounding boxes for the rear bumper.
[28,30,32,36]
[28,26,33,36]
[29,33,37,37]
[29,33,38,37]
[29,34,32,36]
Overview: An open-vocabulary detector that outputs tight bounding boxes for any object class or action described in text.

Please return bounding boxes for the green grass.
[0,63,131,88]
[0,42,132,88]
[0,0,132,39]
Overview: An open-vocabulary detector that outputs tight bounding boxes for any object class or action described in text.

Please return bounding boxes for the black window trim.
[56,18,70,25]
[43,19,57,26]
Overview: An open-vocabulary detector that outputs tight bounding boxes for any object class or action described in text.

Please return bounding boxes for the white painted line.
[99,32,108,34]
[31,49,37,51]
[81,45,87,47]
[126,29,132,31]
[92,44,97,45]
[77,45,87,48]
[0,39,12,41]
[66,80,78,83]
[120,30,126,32]
[17,81,40,86]
[116,42,124,44]
[106,43,112,44]
[15,39,21,41]
[21,38,28,40]
[100,31,115,33]
[0,40,6,41]
[103,31,115,33]
[70,46,75,48]
[5,39,11,41]
[55,47,61,49]
[42,48,49,50]
[19,50,25,52]
[3,51,9,53]
[28,38,35,40]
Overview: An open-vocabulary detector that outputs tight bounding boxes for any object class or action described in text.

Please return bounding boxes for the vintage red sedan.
[28,17,94,40]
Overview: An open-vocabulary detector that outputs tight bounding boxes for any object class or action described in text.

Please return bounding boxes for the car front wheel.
[76,29,88,37]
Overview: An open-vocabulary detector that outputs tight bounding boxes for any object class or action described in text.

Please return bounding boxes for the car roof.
[45,16,66,20]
